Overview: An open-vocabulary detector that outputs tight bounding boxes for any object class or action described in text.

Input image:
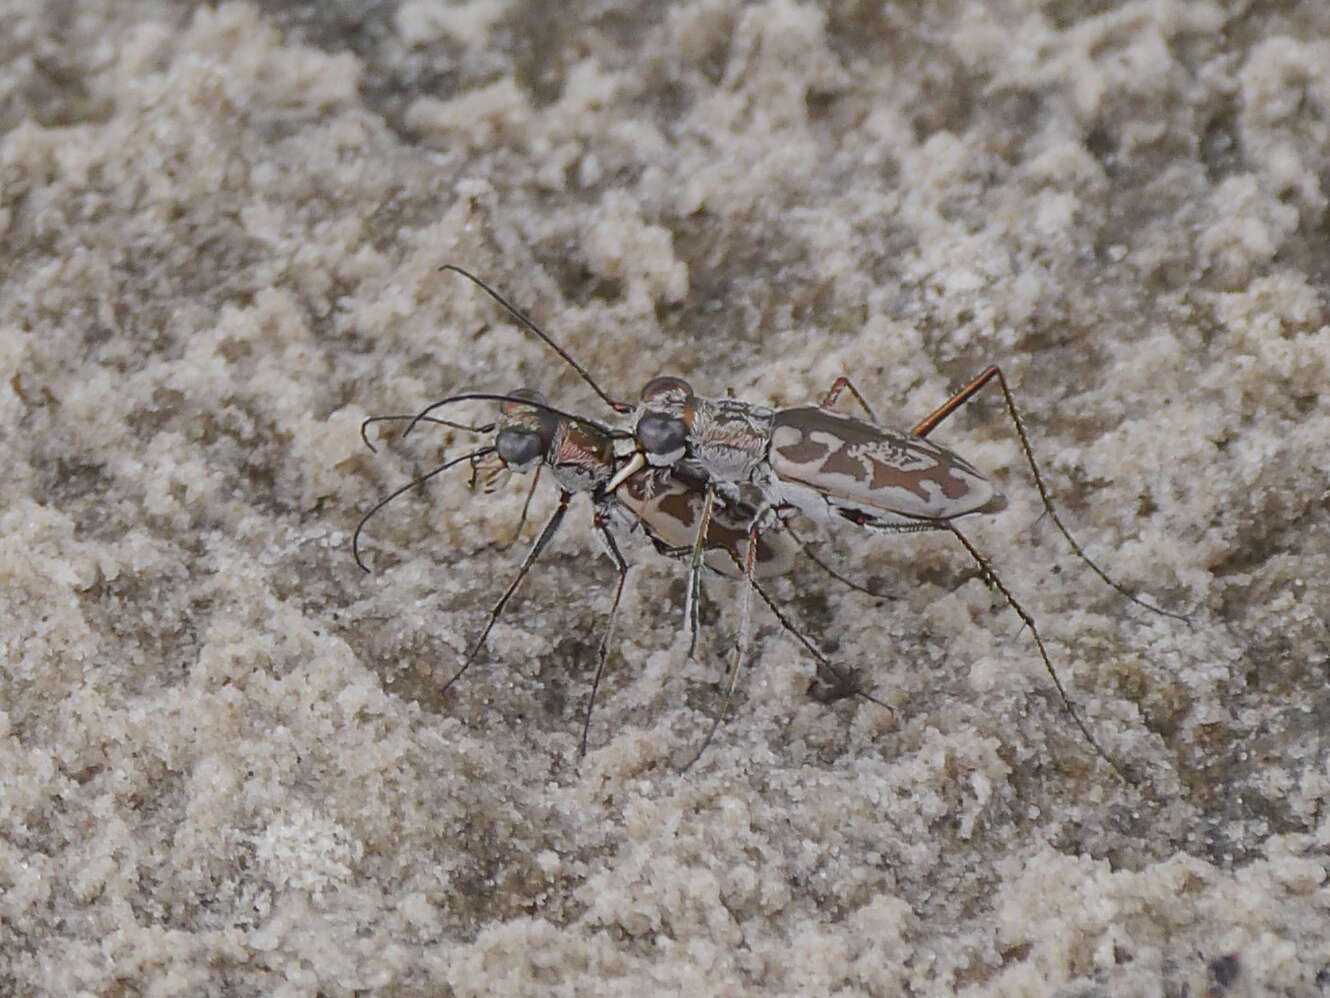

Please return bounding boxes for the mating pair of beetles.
[355,265,1186,779]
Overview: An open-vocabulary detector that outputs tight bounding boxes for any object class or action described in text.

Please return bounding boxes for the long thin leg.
[679,524,895,770]
[495,465,541,551]
[579,520,630,757]
[820,376,880,423]
[441,490,573,695]
[683,482,717,658]
[916,365,1189,625]
[682,520,761,771]
[780,518,895,599]
[910,364,1000,438]
[746,579,894,714]
[944,522,1131,783]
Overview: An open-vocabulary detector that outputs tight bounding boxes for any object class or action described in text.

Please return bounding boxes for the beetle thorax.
[548,418,616,494]
[686,396,775,482]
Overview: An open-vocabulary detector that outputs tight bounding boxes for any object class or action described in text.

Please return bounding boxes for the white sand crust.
[2,2,1328,995]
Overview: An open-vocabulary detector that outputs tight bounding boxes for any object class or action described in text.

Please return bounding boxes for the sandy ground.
[2,1,1328,995]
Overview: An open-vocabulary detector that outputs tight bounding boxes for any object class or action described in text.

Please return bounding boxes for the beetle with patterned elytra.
[438,264,1190,781]
[353,388,891,763]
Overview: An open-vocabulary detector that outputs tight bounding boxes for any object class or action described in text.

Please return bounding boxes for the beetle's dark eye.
[496,429,544,470]
[637,413,688,462]
[501,388,546,413]
[641,376,692,404]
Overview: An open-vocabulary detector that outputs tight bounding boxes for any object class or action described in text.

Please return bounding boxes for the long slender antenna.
[404,392,631,441]
[441,264,632,414]
[353,447,495,572]
[944,522,1132,784]
[360,413,490,453]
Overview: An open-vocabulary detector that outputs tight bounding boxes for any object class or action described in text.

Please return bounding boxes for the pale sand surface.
[2,2,1328,995]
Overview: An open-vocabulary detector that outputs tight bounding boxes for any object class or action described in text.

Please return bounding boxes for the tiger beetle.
[438,264,1191,782]
[353,389,888,763]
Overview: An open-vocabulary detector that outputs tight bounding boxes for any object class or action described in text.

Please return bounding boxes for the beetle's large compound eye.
[499,387,548,415]
[637,413,688,464]
[641,376,692,404]
[494,387,558,473]
[495,428,544,471]
[636,376,691,465]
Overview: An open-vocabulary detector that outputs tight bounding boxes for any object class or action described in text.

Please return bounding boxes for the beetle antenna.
[353,447,496,572]
[441,264,632,414]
